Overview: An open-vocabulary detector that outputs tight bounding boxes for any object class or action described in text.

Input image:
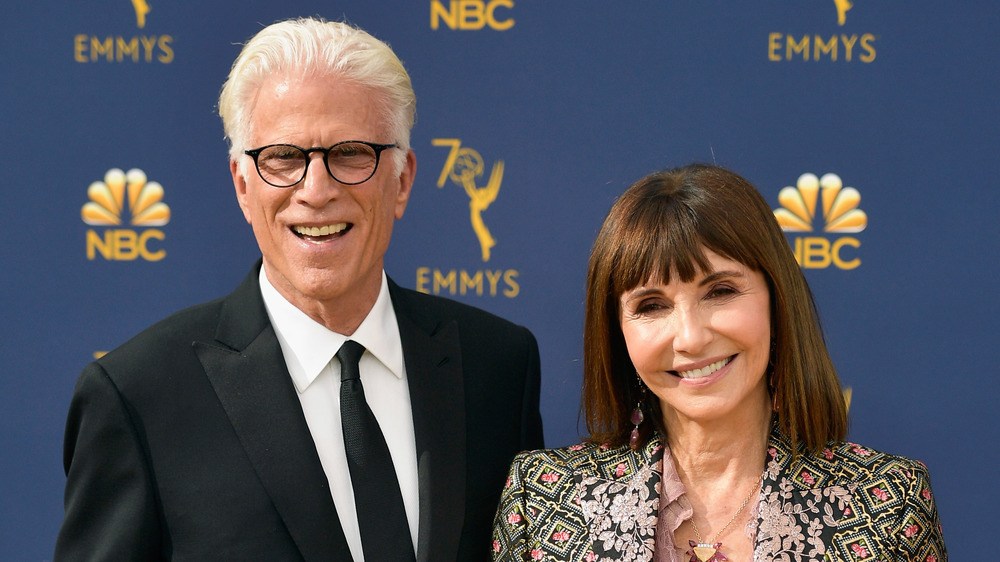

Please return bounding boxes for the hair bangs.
[608,184,713,299]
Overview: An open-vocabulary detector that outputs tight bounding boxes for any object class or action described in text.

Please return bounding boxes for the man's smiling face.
[232,73,414,332]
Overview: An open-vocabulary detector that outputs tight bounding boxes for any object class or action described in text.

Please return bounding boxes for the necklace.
[686,477,762,562]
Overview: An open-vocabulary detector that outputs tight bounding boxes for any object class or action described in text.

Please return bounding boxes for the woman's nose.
[672,306,712,354]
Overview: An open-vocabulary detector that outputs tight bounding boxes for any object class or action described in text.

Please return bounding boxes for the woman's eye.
[706,284,738,299]
[634,301,667,314]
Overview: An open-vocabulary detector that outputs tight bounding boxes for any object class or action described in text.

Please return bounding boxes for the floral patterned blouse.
[491,426,946,561]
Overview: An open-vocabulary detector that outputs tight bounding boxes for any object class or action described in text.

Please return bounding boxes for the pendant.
[687,540,727,562]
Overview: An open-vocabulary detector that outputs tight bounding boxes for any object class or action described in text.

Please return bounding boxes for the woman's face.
[619,248,772,428]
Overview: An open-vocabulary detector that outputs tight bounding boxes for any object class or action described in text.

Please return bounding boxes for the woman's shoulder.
[510,440,633,473]
[763,437,946,561]
[780,437,936,490]
[821,440,930,475]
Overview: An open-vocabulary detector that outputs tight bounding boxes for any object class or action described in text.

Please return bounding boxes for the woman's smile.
[672,355,734,380]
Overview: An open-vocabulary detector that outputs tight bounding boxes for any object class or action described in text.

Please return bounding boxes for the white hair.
[218,17,415,176]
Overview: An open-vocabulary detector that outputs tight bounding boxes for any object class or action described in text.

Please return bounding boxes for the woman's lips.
[672,355,734,380]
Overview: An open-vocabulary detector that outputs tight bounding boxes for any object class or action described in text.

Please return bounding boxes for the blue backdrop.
[3,1,996,559]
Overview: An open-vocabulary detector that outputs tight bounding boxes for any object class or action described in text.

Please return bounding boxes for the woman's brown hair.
[582,164,848,451]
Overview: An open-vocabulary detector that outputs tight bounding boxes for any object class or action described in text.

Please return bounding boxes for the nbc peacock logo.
[82,168,169,261]
[774,172,866,233]
[773,173,866,269]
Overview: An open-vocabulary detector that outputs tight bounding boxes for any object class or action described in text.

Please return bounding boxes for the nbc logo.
[430,0,515,31]
[83,168,169,261]
[774,173,866,233]
[773,173,865,269]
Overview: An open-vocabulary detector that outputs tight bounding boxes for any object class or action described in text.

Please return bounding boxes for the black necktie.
[337,340,415,561]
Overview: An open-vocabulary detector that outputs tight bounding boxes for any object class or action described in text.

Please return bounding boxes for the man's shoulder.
[69,294,233,407]
[99,264,262,367]
[97,296,227,367]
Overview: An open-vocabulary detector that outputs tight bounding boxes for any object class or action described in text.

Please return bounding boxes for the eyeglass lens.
[255,143,381,187]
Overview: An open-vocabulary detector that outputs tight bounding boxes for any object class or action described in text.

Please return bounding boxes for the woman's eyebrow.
[623,269,747,300]
[622,287,661,302]
[698,270,744,287]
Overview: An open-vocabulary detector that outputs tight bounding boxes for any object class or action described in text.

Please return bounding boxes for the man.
[55,18,543,561]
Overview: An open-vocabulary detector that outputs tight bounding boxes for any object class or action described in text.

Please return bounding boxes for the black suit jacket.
[55,263,544,561]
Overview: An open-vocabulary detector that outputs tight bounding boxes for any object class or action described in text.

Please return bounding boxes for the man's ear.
[231,159,253,224]
[394,149,417,220]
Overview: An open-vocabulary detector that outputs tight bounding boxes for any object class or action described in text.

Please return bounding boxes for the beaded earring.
[629,374,647,450]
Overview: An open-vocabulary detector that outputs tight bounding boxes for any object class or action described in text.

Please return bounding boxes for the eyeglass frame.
[243,140,398,188]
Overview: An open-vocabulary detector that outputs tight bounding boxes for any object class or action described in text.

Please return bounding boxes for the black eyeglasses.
[244,140,398,188]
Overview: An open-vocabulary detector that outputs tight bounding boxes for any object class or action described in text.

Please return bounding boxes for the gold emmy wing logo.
[82,168,170,261]
[773,173,866,270]
[773,173,866,233]
[131,0,151,28]
[833,0,852,26]
[432,139,503,262]
[767,0,874,62]
[73,0,173,63]
[415,139,519,298]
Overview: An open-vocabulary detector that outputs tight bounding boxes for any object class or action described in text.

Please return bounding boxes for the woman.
[492,164,946,561]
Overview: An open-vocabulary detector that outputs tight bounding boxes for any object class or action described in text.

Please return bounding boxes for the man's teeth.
[677,357,732,379]
[293,223,347,237]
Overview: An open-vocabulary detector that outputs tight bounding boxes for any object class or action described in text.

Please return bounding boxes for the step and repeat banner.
[2,1,996,558]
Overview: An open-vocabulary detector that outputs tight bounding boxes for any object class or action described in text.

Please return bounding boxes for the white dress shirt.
[259,268,419,561]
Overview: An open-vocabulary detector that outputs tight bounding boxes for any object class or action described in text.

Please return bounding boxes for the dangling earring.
[629,374,647,451]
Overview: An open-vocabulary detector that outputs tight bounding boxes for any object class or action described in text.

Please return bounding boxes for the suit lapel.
[754,429,855,559]
[575,440,662,561]
[195,264,351,561]
[389,281,466,562]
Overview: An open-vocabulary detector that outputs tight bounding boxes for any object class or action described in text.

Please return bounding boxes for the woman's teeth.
[677,357,732,379]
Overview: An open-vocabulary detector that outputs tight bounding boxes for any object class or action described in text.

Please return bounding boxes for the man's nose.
[295,154,343,204]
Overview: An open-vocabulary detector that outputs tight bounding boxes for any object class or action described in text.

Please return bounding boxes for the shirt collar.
[259,267,404,393]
